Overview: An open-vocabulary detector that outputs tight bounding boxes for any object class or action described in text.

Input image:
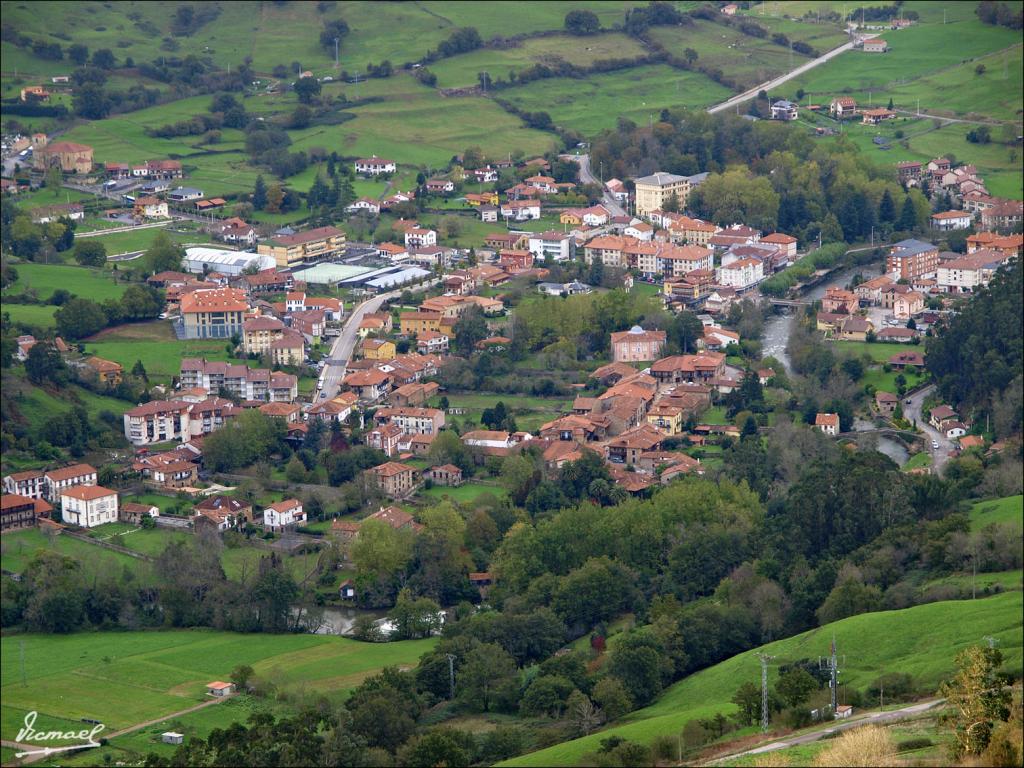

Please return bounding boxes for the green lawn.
[860,366,928,394]
[969,495,1024,533]
[4,263,130,302]
[830,340,920,363]
[82,321,236,384]
[499,64,732,136]
[0,629,436,747]
[500,591,1024,766]
[85,226,213,257]
[901,451,931,471]
[419,482,509,505]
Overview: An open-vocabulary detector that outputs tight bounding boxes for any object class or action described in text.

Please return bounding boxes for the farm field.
[1,303,58,328]
[499,65,732,136]
[3,263,130,302]
[290,90,558,170]
[787,17,1022,116]
[83,226,214,257]
[0,629,436,752]
[429,33,649,89]
[500,591,1024,766]
[648,19,814,92]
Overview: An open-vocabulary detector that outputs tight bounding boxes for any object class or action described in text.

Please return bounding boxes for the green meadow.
[501,592,1024,766]
[970,494,1024,532]
[649,18,815,92]
[429,33,649,89]
[499,65,732,136]
[0,630,436,747]
[81,321,235,383]
[3,263,129,302]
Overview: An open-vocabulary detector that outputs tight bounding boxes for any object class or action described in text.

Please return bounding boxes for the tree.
[252,175,267,210]
[566,690,603,736]
[398,730,471,768]
[732,681,761,725]
[457,643,518,712]
[68,43,89,66]
[55,298,107,340]
[877,189,896,224]
[940,645,1011,758]
[564,9,600,35]
[131,359,148,382]
[520,674,575,718]
[230,664,254,690]
[593,677,633,721]
[73,240,106,267]
[91,48,116,69]
[143,231,184,274]
[25,342,67,385]
[72,83,111,120]
[265,183,284,214]
[897,196,918,231]
[775,668,817,708]
[285,454,307,483]
[816,577,883,624]
[453,305,488,356]
[294,75,322,104]
[608,633,667,707]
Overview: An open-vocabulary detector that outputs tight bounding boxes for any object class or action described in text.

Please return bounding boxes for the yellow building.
[361,338,396,360]
[399,311,443,336]
[85,356,123,385]
[257,226,346,268]
[635,172,691,218]
[647,404,684,435]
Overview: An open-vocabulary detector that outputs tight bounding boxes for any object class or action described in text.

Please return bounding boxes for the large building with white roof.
[183,247,275,276]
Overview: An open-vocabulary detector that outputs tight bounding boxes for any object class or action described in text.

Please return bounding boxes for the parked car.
[931,440,939,450]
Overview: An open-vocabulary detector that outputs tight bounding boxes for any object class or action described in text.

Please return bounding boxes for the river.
[759,263,911,466]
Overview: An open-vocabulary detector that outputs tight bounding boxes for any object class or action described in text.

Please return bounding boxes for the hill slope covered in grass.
[501,591,1023,766]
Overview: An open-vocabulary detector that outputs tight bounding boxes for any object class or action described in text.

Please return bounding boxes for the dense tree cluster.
[927,260,1022,424]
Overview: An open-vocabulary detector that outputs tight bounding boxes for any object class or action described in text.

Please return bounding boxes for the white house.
[930,210,973,231]
[405,228,437,248]
[582,205,610,226]
[346,197,381,214]
[624,222,654,241]
[262,498,305,531]
[716,258,764,288]
[771,100,799,121]
[167,187,204,202]
[473,166,499,183]
[60,485,118,527]
[500,200,541,221]
[354,156,396,175]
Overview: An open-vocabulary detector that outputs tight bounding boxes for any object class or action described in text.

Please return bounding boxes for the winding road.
[566,153,626,217]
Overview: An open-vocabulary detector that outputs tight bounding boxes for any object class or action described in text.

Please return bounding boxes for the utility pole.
[757,653,775,732]
[984,635,999,649]
[20,639,27,686]
[335,38,339,66]
[445,653,457,699]
[820,636,845,714]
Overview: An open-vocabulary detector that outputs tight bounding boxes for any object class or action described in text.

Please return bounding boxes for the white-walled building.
[61,485,118,527]
[716,258,764,289]
[263,499,305,531]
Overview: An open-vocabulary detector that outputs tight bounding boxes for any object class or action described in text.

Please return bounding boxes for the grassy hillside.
[499,64,731,135]
[500,592,1024,766]
[970,494,1024,532]
[0,629,436,752]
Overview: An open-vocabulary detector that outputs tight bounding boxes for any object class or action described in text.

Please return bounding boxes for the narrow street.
[708,698,944,764]
[903,383,955,472]
[567,153,626,217]
[316,279,439,401]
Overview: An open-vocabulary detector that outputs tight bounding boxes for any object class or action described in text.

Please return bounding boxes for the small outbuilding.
[206,681,235,697]
[162,732,184,745]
